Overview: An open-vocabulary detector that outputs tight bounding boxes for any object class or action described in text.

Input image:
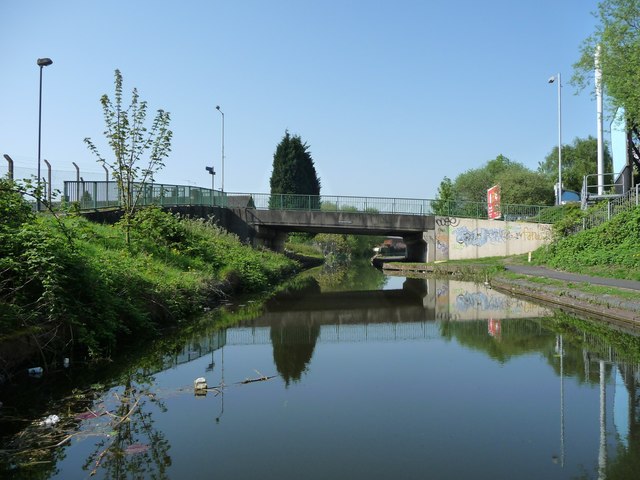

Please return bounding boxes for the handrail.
[62,180,558,223]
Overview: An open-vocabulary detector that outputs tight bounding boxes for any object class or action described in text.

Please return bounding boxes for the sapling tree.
[84,69,172,243]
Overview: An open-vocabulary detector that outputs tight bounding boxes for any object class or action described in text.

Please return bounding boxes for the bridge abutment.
[403,232,433,263]
[254,226,287,252]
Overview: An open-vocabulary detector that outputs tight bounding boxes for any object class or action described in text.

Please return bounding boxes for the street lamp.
[205,165,215,190]
[37,57,53,211]
[548,73,562,205]
[216,105,225,192]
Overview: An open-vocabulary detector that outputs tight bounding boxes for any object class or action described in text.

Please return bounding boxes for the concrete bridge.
[229,207,435,262]
[65,182,555,262]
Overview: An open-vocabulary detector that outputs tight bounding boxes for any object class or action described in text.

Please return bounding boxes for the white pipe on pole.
[596,45,605,196]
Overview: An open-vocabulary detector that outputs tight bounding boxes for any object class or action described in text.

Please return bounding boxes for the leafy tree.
[573,0,640,171]
[538,136,613,192]
[432,176,454,215]
[85,70,172,243]
[269,131,321,209]
[449,155,553,206]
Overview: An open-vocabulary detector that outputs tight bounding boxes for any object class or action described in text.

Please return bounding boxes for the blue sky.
[1,0,605,199]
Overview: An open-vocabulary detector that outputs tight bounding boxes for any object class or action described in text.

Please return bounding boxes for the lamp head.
[548,76,556,84]
[37,58,53,67]
[216,105,220,111]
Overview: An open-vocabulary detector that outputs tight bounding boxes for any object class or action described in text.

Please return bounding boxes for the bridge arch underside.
[232,209,436,263]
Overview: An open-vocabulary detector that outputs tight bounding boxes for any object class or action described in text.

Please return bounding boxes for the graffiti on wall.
[435,223,450,256]
[435,217,460,227]
[454,225,551,247]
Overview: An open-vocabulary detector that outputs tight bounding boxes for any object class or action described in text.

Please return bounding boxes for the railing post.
[3,154,14,180]
[72,162,80,203]
[43,159,52,206]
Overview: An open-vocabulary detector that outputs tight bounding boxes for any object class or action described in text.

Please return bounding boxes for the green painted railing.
[64,181,227,209]
[63,181,560,223]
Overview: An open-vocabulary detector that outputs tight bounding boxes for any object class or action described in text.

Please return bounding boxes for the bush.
[1,203,298,367]
[536,205,640,278]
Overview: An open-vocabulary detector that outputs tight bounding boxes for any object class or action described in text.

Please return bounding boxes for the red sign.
[487,184,501,219]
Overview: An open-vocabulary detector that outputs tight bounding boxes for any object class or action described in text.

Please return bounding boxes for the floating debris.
[75,410,104,421]
[40,414,60,427]
[238,370,277,384]
[194,377,208,391]
[124,443,150,455]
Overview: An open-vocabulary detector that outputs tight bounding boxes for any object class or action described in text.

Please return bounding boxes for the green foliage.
[269,131,321,209]
[538,136,613,192]
[0,202,297,366]
[535,205,640,278]
[549,203,585,237]
[432,177,454,215]
[128,206,187,248]
[573,0,640,129]
[0,179,33,231]
[436,155,554,210]
[84,69,172,243]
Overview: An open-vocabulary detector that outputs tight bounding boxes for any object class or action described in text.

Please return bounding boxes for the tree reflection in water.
[82,375,171,479]
[270,320,321,386]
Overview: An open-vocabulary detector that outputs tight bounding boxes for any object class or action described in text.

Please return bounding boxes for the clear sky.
[1,0,605,199]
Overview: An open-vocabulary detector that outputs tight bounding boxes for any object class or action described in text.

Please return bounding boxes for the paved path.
[505,265,640,291]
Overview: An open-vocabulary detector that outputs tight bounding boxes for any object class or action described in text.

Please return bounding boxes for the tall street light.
[216,105,225,192]
[37,57,53,211]
[548,73,562,205]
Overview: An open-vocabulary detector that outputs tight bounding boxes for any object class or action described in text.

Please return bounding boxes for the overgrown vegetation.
[84,69,173,244]
[533,205,640,279]
[0,179,297,372]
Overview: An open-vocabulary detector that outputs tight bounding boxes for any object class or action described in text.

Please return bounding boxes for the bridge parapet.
[63,181,560,223]
[62,181,556,261]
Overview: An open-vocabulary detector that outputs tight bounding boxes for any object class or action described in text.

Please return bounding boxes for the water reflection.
[270,321,320,386]
[82,378,171,479]
[4,271,640,480]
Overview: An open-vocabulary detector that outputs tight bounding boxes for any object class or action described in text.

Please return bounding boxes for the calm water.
[2,264,640,480]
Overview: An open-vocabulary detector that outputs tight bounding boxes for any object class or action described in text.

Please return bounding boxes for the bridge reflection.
[159,278,551,371]
[254,277,551,327]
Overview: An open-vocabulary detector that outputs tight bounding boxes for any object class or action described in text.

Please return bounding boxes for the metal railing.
[232,192,557,222]
[580,184,640,231]
[64,181,227,209]
[581,172,628,210]
[63,181,558,223]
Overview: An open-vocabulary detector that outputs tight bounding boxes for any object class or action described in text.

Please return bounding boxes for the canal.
[1,262,639,479]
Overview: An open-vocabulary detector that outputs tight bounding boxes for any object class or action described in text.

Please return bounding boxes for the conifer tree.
[269,131,321,209]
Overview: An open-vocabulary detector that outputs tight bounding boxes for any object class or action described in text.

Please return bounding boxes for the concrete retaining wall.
[434,217,552,261]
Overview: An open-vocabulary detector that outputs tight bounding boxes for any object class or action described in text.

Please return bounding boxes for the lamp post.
[205,166,215,190]
[216,105,225,192]
[37,57,53,211]
[548,73,562,205]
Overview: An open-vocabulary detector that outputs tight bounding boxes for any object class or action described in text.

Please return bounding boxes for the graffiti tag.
[436,217,460,227]
[454,226,551,247]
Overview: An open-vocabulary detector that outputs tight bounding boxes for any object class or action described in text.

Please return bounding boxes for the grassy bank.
[532,204,640,280]
[0,181,298,373]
